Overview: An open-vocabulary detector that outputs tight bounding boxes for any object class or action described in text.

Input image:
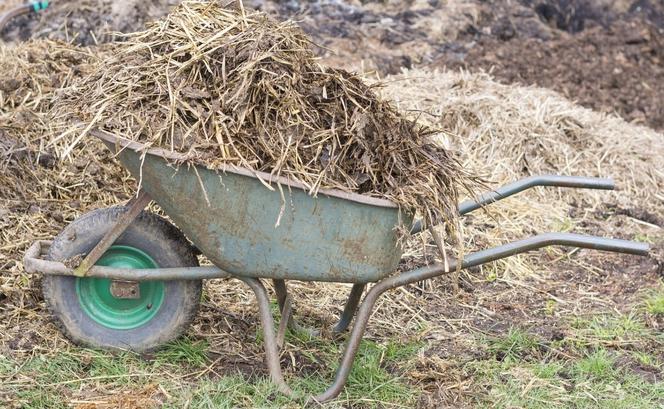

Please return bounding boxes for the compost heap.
[55,1,474,239]
[0,41,132,269]
[0,40,104,199]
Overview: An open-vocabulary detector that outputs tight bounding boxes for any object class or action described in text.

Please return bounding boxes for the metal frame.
[21,174,650,403]
[411,175,615,234]
[73,191,152,277]
[239,232,648,402]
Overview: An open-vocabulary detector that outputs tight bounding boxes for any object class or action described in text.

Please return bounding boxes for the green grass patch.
[467,349,663,409]
[644,290,664,316]
[155,336,209,366]
[158,334,422,408]
[467,318,664,409]
[632,351,661,368]
[574,349,616,380]
[282,327,422,406]
[486,327,540,362]
[569,312,647,346]
[16,387,69,409]
[632,233,655,244]
[0,329,421,408]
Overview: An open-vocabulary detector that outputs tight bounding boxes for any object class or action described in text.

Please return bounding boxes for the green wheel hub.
[76,246,165,330]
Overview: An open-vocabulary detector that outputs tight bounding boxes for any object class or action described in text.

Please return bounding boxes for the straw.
[52,1,477,244]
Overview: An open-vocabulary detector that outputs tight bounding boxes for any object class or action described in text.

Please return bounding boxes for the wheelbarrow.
[23,129,650,403]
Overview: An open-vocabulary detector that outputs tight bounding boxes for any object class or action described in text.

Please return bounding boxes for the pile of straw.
[0,40,100,112]
[0,40,131,308]
[382,68,663,276]
[380,69,663,209]
[55,1,475,238]
[1,40,105,207]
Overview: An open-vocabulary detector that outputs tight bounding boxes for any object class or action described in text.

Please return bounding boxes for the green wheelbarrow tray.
[100,132,408,284]
[23,129,650,403]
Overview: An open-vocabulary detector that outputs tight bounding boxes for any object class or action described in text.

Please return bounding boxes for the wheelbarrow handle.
[305,232,648,403]
[411,175,615,234]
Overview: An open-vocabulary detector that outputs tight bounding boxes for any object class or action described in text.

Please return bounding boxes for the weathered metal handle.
[243,232,648,403]
[411,175,615,234]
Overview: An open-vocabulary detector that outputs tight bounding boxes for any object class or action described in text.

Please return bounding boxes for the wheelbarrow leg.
[333,283,365,333]
[311,279,397,403]
[272,279,293,348]
[273,279,319,339]
[241,276,385,403]
[240,277,294,397]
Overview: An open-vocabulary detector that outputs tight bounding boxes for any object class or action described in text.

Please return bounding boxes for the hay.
[380,69,663,208]
[0,40,129,308]
[53,1,475,241]
[382,68,663,276]
[0,40,111,216]
[0,40,101,112]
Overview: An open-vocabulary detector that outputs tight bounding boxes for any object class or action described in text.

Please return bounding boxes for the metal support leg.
[333,284,365,333]
[241,276,400,403]
[276,292,292,349]
[273,280,290,317]
[237,233,648,404]
[273,279,319,337]
[73,191,151,276]
[240,277,295,397]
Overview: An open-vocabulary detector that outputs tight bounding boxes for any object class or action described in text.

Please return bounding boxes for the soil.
[438,14,664,130]
[246,0,664,130]
[1,0,179,45]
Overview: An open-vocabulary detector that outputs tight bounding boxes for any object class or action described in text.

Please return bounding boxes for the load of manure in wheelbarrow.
[54,0,476,240]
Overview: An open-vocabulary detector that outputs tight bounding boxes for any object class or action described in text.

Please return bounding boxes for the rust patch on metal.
[110,280,141,299]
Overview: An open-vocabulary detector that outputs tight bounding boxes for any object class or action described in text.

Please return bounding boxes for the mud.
[440,17,664,130]
[244,0,664,130]
[1,0,179,45]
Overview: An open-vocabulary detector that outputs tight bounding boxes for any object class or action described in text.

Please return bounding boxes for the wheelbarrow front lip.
[92,128,399,209]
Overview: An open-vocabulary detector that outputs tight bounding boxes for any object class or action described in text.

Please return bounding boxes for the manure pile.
[54,1,474,238]
[382,69,663,269]
[0,41,129,279]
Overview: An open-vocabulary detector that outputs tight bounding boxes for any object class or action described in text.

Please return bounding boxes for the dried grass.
[381,69,663,207]
[381,69,663,268]
[52,1,475,241]
[0,41,131,338]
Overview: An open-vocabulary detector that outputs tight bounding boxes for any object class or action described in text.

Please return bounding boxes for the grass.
[2,296,661,408]
[486,327,539,362]
[574,349,616,380]
[2,288,661,408]
[0,330,421,408]
[644,289,664,316]
[465,295,664,409]
[468,343,663,409]
[568,312,648,347]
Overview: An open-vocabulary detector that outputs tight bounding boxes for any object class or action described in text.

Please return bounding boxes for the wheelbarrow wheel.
[42,206,202,352]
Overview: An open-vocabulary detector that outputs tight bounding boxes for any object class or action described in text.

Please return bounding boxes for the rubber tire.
[42,206,202,352]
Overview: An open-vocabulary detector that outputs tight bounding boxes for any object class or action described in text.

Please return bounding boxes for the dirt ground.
[0,1,663,408]
[245,0,664,131]
[0,0,179,44]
